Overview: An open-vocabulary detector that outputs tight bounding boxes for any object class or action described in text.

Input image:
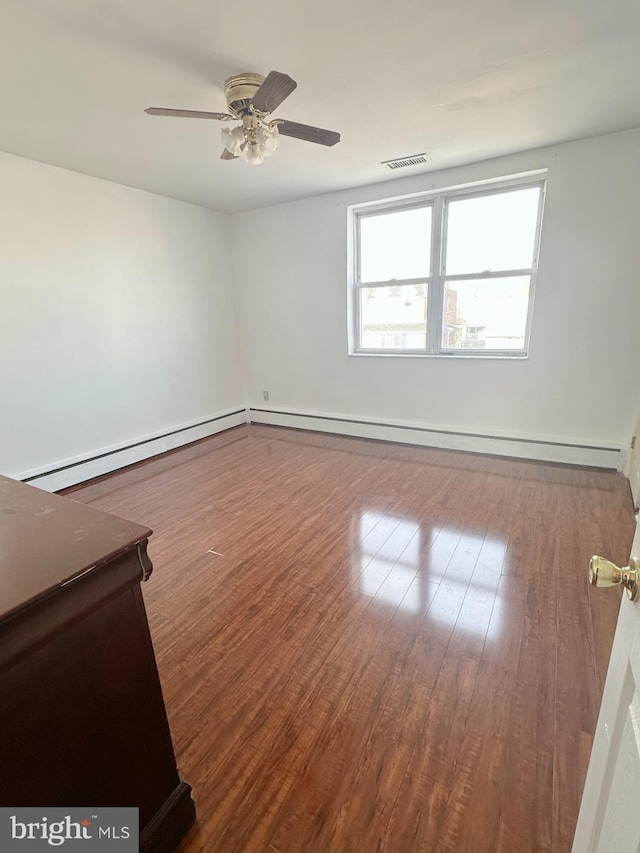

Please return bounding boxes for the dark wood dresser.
[0,474,195,852]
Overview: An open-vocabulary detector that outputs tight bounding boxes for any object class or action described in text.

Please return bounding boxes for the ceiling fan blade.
[220,148,238,160]
[145,108,233,121]
[277,120,340,146]
[251,71,297,113]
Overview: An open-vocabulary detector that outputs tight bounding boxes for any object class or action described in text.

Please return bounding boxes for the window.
[350,176,545,356]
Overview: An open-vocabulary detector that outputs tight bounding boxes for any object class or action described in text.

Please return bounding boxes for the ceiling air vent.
[381,153,430,170]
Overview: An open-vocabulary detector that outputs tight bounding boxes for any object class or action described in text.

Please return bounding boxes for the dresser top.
[0,475,152,622]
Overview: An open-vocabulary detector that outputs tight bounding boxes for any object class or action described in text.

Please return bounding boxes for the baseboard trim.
[249,407,623,470]
[140,779,196,853]
[14,408,248,491]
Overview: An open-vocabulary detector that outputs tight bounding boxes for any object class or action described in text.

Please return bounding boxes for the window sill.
[349,350,529,360]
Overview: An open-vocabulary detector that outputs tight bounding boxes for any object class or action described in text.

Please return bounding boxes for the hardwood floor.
[64,424,636,853]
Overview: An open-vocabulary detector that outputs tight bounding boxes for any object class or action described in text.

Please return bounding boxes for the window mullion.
[427,196,445,353]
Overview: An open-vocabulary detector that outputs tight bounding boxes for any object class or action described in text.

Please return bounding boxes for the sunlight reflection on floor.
[350,509,508,631]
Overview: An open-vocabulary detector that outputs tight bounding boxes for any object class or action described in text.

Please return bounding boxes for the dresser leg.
[140,780,196,853]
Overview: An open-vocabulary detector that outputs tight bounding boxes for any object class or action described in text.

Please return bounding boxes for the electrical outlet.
[263,390,269,401]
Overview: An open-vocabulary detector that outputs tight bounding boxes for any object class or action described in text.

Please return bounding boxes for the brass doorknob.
[589,556,639,601]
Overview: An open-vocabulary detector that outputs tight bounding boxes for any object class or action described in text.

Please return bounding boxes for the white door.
[572,519,640,852]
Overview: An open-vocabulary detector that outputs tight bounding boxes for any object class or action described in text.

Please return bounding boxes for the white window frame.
[348,173,547,358]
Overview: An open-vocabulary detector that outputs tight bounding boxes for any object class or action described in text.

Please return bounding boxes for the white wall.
[0,152,244,486]
[232,128,640,460]
[4,128,640,484]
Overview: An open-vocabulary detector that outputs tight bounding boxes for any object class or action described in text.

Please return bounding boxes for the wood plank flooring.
[64,424,636,853]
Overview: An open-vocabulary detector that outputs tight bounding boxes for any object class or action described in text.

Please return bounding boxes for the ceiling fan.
[145,71,341,165]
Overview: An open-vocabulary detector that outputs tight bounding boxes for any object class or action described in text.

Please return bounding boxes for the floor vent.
[381,153,430,170]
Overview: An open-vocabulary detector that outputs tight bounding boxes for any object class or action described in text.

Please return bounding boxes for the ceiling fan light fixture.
[243,142,268,166]
[259,123,280,155]
[224,120,280,165]
[221,125,245,156]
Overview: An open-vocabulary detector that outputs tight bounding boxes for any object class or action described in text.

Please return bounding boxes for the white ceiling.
[2,0,640,213]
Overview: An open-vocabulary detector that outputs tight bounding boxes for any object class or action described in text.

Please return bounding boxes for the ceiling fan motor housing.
[224,73,265,115]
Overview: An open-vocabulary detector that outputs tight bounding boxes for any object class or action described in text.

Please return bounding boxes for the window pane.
[360,284,427,349]
[442,277,530,350]
[359,206,431,283]
[445,187,540,275]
